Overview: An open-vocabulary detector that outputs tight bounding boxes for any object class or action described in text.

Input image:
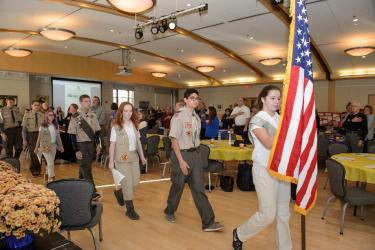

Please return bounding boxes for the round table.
[201,140,253,161]
[331,153,375,184]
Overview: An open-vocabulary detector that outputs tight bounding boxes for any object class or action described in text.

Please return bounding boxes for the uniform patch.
[184,122,192,129]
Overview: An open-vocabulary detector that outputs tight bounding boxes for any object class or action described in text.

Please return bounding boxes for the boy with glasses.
[164,89,224,232]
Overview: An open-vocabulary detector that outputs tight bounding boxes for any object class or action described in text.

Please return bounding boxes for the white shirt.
[249,111,279,168]
[110,122,139,151]
[231,105,251,126]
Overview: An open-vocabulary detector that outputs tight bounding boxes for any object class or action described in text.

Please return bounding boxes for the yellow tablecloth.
[331,153,375,184]
[201,140,253,161]
[146,134,164,148]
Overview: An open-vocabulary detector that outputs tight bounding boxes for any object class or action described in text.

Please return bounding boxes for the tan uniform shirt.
[67,109,101,142]
[0,106,21,129]
[169,108,201,150]
[21,110,44,132]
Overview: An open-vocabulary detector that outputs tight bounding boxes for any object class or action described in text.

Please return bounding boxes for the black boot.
[114,189,125,206]
[125,200,140,220]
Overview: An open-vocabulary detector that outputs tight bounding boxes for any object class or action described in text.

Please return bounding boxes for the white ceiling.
[0,0,374,86]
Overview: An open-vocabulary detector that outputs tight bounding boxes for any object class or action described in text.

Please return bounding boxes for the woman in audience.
[221,108,234,129]
[63,104,78,132]
[364,105,374,152]
[56,106,64,126]
[34,111,64,182]
[233,85,291,250]
[161,106,173,129]
[205,106,219,139]
[108,102,147,220]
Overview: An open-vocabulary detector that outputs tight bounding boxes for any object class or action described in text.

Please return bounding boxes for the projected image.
[52,78,101,113]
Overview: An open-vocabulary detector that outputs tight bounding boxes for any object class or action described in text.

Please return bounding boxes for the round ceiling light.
[196,65,215,73]
[39,27,76,41]
[344,46,375,57]
[3,48,32,57]
[259,58,282,66]
[107,0,155,13]
[151,72,167,78]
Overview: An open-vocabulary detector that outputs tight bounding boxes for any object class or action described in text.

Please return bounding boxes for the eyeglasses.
[188,96,201,101]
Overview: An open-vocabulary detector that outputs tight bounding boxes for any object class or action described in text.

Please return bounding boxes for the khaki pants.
[237,164,292,250]
[115,151,140,201]
[41,143,57,178]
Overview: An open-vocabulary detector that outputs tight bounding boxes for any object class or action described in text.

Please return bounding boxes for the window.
[113,89,134,105]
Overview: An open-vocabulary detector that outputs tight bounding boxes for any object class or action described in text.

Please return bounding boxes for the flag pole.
[301,214,306,250]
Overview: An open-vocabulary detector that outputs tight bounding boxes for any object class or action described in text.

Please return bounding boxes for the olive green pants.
[115,151,140,201]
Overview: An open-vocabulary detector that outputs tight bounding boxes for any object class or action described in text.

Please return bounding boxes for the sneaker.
[114,189,125,206]
[232,228,243,250]
[203,222,224,232]
[92,193,102,201]
[165,213,176,223]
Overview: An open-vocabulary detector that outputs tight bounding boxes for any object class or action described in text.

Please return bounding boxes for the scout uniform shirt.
[39,125,63,152]
[169,108,201,150]
[67,109,101,142]
[0,106,21,130]
[111,124,140,163]
[21,110,44,132]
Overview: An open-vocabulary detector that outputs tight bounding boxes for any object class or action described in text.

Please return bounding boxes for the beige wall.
[0,73,30,113]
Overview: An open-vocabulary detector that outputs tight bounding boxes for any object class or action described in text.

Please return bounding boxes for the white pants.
[237,164,292,250]
[42,144,57,178]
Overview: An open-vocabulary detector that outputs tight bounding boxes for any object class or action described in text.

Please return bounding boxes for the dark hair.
[42,111,58,128]
[93,96,100,104]
[346,102,352,109]
[364,105,373,114]
[208,106,217,124]
[184,89,199,99]
[257,85,281,110]
[70,103,78,111]
[111,102,118,110]
[5,97,14,101]
[32,100,40,105]
[224,108,231,113]
[79,94,90,102]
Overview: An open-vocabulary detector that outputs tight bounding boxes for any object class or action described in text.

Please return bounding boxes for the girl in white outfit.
[233,85,292,250]
[35,111,64,182]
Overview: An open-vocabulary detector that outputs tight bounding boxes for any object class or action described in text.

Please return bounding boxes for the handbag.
[220,175,234,192]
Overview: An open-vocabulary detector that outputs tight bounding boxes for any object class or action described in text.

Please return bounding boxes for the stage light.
[168,16,177,30]
[151,22,159,35]
[135,26,143,39]
[159,19,168,33]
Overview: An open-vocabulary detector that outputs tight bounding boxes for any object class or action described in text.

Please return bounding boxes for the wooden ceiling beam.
[258,0,332,80]
[0,28,221,86]
[46,0,268,79]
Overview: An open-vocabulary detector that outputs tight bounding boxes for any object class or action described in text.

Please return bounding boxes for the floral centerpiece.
[0,183,61,239]
[0,169,27,195]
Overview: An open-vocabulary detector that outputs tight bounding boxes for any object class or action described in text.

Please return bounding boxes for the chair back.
[328,143,348,157]
[369,145,375,153]
[317,136,329,160]
[47,179,95,228]
[146,135,160,155]
[139,127,148,145]
[162,137,172,160]
[199,144,210,169]
[325,159,346,198]
[1,158,20,173]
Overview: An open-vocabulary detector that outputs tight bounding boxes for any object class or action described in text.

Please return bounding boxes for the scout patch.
[120,153,129,161]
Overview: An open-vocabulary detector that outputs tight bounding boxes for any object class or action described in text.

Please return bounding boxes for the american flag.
[267,0,318,215]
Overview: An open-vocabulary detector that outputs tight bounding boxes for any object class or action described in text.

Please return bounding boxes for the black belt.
[181,147,199,153]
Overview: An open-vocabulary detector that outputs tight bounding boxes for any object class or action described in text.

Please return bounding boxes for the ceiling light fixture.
[39,27,76,41]
[107,0,155,13]
[259,58,282,66]
[196,65,215,73]
[151,72,167,78]
[168,16,177,30]
[344,46,375,57]
[134,26,143,39]
[3,48,32,57]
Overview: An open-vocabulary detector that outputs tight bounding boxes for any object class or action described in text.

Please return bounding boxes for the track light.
[168,16,177,30]
[150,22,159,35]
[135,26,143,39]
[159,19,168,33]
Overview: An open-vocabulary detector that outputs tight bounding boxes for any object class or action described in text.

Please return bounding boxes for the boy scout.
[164,89,224,232]
[21,100,44,176]
[68,94,101,200]
[0,97,22,158]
